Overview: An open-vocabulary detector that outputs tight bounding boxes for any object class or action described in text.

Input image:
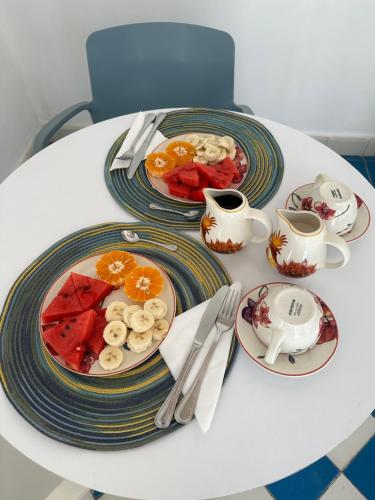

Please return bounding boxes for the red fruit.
[42,275,84,324]
[71,273,112,311]
[179,162,197,171]
[86,309,107,356]
[235,146,244,161]
[232,172,243,184]
[219,157,237,173]
[209,172,233,189]
[195,164,217,183]
[178,169,200,187]
[189,189,205,202]
[168,183,191,198]
[65,345,86,371]
[163,168,182,184]
[238,163,247,174]
[198,176,209,189]
[43,309,97,357]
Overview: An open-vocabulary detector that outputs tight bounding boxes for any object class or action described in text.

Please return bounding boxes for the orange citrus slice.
[96,251,137,286]
[124,266,164,302]
[165,141,196,165]
[145,152,176,177]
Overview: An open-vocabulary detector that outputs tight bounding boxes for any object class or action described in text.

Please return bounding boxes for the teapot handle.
[265,329,286,365]
[322,231,350,269]
[245,208,273,244]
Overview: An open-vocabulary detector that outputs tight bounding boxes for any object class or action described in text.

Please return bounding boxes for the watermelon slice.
[86,309,107,356]
[168,183,191,199]
[178,169,200,187]
[219,157,238,173]
[42,275,84,324]
[189,189,205,202]
[65,345,86,371]
[179,162,197,171]
[195,164,217,183]
[71,273,112,310]
[43,309,97,357]
[210,172,234,189]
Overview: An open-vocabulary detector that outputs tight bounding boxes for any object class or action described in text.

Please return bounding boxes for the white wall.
[1,0,375,136]
[0,5,39,181]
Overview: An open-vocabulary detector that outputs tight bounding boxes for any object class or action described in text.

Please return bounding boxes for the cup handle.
[265,329,286,365]
[305,173,331,196]
[245,208,273,244]
[322,231,350,269]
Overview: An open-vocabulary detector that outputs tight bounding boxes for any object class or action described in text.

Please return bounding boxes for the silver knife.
[127,112,167,179]
[154,285,229,429]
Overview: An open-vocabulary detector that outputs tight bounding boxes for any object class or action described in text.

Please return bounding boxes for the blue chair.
[33,22,253,154]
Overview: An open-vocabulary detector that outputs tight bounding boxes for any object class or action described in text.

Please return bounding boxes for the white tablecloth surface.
[0,110,374,500]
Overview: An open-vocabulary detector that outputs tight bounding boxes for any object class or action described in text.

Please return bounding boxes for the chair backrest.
[86,22,241,122]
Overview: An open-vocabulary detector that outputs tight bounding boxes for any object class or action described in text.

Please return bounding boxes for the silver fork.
[115,112,156,161]
[174,282,242,425]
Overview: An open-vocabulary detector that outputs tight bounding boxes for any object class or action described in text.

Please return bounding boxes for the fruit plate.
[146,133,248,204]
[0,223,237,450]
[105,108,284,229]
[40,253,176,377]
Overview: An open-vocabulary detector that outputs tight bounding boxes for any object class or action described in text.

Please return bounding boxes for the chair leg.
[90,490,104,499]
[238,104,254,115]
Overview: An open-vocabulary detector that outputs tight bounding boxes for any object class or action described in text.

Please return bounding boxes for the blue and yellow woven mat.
[0,223,236,450]
[105,108,284,229]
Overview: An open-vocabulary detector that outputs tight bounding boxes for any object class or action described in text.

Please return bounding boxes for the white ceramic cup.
[299,173,358,235]
[252,284,323,365]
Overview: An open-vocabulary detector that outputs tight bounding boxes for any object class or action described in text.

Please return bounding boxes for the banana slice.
[150,319,170,341]
[228,146,236,160]
[127,330,153,354]
[218,136,235,150]
[144,298,168,319]
[99,346,124,370]
[105,301,127,322]
[130,309,155,333]
[103,321,127,346]
[205,143,221,161]
[122,305,142,327]
[193,156,207,164]
[185,134,201,148]
[217,147,228,162]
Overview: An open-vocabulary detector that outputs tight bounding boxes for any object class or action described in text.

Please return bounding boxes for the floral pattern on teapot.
[266,230,318,278]
[200,212,244,254]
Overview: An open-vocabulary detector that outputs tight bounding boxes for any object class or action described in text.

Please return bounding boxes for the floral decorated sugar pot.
[267,209,350,277]
[201,188,273,253]
[251,284,323,365]
[299,174,358,235]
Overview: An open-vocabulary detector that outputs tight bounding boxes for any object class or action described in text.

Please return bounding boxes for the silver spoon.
[121,230,177,251]
[149,203,200,219]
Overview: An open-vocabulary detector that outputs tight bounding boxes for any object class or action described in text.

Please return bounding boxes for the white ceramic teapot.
[266,209,350,277]
[299,173,358,235]
[201,188,272,253]
[252,284,323,365]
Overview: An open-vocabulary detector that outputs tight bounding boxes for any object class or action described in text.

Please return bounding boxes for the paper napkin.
[159,300,234,434]
[110,111,166,171]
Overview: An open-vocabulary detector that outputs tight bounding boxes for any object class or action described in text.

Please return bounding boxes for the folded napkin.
[159,300,234,433]
[110,111,166,171]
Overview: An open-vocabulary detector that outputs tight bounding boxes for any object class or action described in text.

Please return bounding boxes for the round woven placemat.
[0,223,235,450]
[105,108,284,229]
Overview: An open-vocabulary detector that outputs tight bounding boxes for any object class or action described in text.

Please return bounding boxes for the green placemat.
[0,223,236,450]
[105,108,284,229]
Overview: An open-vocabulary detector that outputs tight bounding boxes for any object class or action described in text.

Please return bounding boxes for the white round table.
[1,111,374,500]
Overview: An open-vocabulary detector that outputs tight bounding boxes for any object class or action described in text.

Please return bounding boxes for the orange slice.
[96,251,137,286]
[165,141,196,165]
[124,266,164,302]
[145,152,176,177]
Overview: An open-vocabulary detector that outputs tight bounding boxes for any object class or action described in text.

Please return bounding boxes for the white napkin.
[110,112,166,171]
[159,300,234,433]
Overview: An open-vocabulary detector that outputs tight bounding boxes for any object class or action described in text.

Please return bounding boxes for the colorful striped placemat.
[105,108,284,229]
[0,223,236,450]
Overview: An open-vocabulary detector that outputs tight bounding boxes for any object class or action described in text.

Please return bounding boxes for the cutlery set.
[154,282,241,429]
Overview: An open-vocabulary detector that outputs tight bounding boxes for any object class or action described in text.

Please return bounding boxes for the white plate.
[146,133,249,204]
[285,183,370,243]
[235,282,339,377]
[40,253,176,377]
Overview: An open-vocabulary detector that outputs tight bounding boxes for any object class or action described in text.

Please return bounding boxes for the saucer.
[285,183,370,242]
[235,282,339,377]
